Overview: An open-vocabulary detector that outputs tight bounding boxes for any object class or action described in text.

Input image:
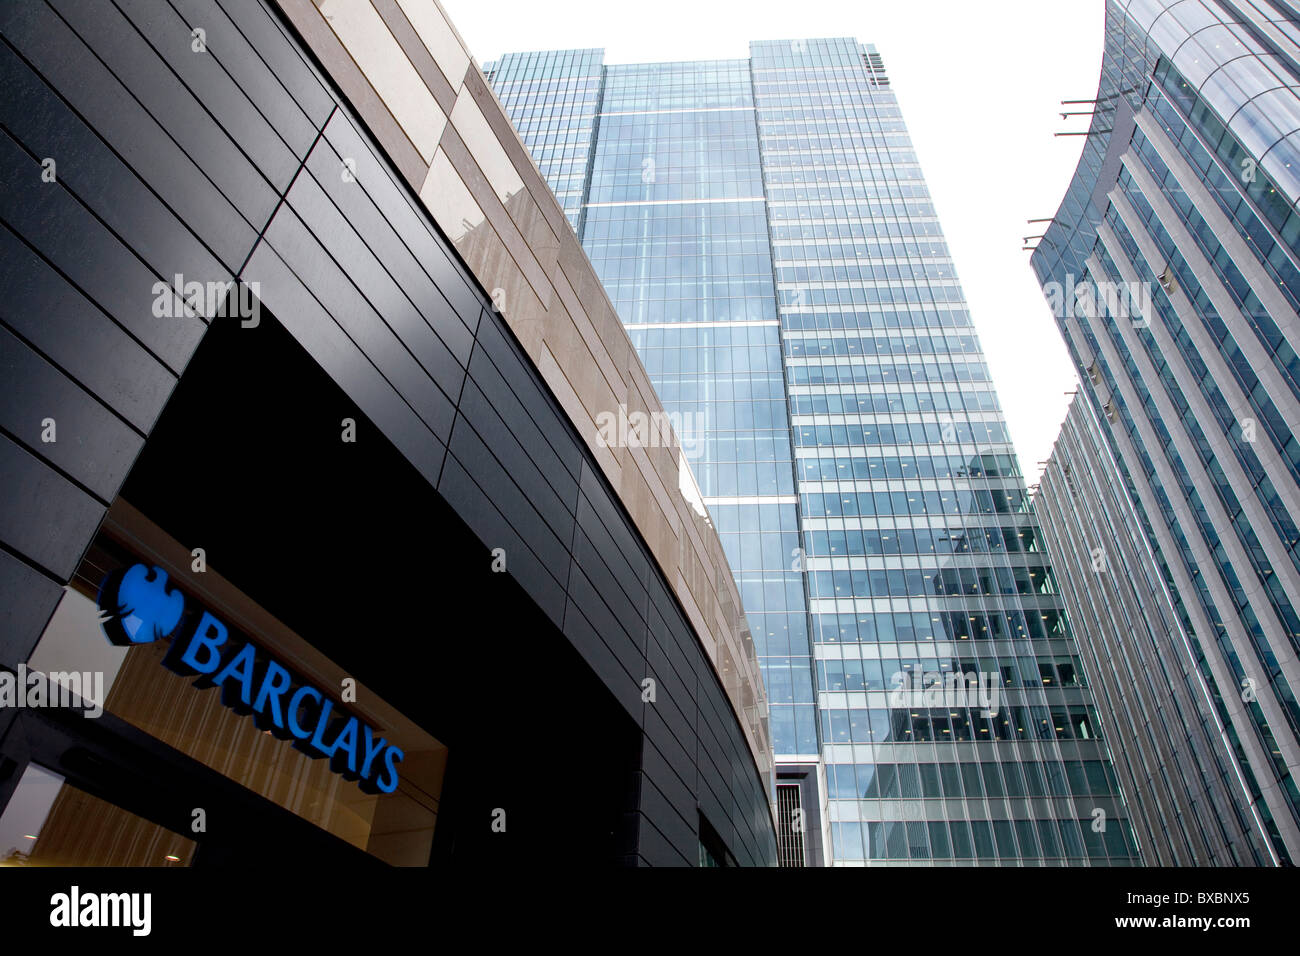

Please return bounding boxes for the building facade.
[0,0,777,867]
[488,39,1141,865]
[1037,395,1276,865]
[1030,0,1300,866]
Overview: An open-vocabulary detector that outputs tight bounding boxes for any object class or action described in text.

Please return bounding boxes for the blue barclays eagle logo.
[97,564,186,646]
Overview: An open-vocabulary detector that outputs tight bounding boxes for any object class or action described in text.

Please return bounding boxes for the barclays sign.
[97,564,403,793]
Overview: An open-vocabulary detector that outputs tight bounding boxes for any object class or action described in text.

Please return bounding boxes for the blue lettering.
[212,641,258,710]
[287,686,321,740]
[177,612,227,675]
[252,661,293,735]
[308,697,336,757]
[99,569,404,794]
[377,746,404,794]
[328,717,360,776]
[359,724,387,781]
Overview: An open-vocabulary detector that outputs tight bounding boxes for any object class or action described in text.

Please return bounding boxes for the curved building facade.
[0,0,776,866]
[1031,0,1300,865]
[487,39,1144,866]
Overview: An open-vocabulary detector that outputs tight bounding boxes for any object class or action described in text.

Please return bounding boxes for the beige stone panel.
[676,512,707,595]
[675,568,716,662]
[650,446,686,519]
[569,261,614,335]
[420,150,548,351]
[471,263,545,358]
[588,299,639,391]
[727,623,762,706]
[549,263,629,385]
[714,612,735,659]
[419,147,485,243]
[276,0,427,188]
[505,194,560,295]
[620,459,679,576]
[438,127,555,312]
[541,318,624,432]
[677,525,712,624]
[449,88,524,206]
[627,444,687,557]
[462,66,572,243]
[733,613,759,671]
[555,231,596,298]
[717,639,739,706]
[623,346,661,421]
[675,497,716,583]
[394,0,470,90]
[546,271,628,417]
[676,512,717,587]
[503,282,549,360]
[625,374,688,502]
[317,0,445,163]
[717,621,748,686]
[677,527,717,615]
[507,187,558,253]
[371,0,456,114]
[553,269,634,400]
[536,343,623,487]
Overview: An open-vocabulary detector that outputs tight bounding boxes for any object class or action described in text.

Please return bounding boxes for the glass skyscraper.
[1031,0,1300,866]
[488,39,1140,865]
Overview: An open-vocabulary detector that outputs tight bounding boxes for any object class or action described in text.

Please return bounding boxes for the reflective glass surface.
[494,38,1141,863]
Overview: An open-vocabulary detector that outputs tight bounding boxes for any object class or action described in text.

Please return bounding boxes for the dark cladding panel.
[563,561,644,683]
[638,771,699,865]
[455,380,578,546]
[0,549,63,667]
[214,0,335,128]
[641,654,695,761]
[571,524,645,647]
[444,405,574,577]
[0,1,261,270]
[260,207,457,441]
[636,806,694,867]
[436,453,568,630]
[320,115,482,335]
[574,488,650,623]
[559,590,644,720]
[283,169,468,405]
[641,735,696,818]
[0,226,176,435]
[238,240,448,484]
[305,124,476,366]
[645,599,695,705]
[0,130,208,376]
[467,316,587,484]
[0,326,143,502]
[465,341,581,507]
[51,0,292,217]
[0,434,105,582]
[0,42,231,298]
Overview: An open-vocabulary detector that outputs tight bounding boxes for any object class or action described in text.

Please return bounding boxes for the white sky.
[440,0,1107,482]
